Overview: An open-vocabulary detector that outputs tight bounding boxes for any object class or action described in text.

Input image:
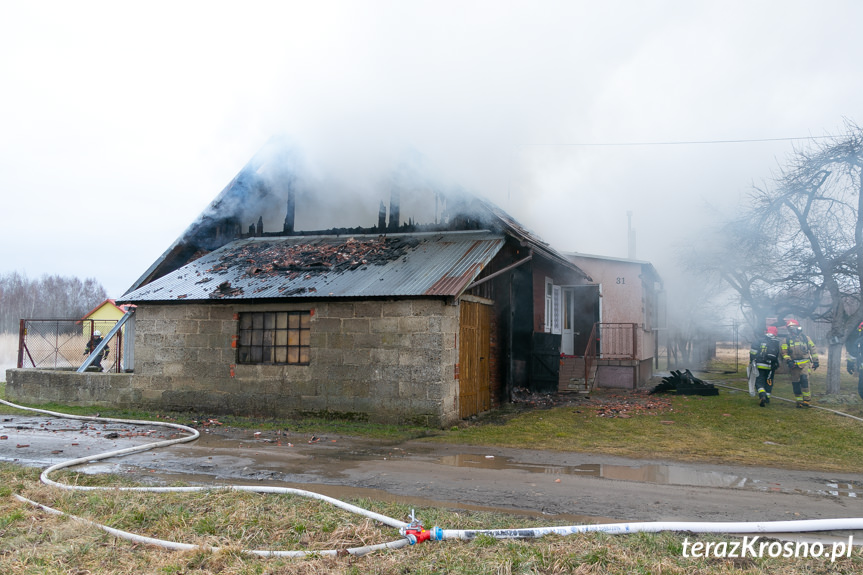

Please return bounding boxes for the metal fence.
[17,319,125,372]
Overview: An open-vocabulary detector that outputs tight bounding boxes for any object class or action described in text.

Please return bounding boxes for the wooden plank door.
[459,300,491,418]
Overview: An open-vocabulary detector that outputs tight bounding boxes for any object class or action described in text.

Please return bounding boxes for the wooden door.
[459,300,491,418]
[530,332,561,392]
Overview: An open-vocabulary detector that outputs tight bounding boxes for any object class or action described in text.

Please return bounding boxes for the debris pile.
[208,236,420,281]
[209,281,244,299]
[649,369,719,396]
[592,392,673,417]
[511,387,560,407]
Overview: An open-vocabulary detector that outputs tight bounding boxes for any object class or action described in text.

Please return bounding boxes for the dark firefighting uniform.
[749,333,780,405]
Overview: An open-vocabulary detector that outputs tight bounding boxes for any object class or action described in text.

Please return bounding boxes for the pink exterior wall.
[566,255,658,364]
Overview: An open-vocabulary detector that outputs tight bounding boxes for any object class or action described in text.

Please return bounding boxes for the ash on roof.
[209,236,420,281]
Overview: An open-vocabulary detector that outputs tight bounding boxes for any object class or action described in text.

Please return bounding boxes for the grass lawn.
[3,351,863,573]
[437,359,863,473]
[2,463,862,575]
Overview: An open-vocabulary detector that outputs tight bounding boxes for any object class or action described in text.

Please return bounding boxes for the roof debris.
[210,281,244,299]
[209,236,420,283]
[120,231,506,301]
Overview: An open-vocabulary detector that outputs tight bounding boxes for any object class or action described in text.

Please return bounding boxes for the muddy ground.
[2,411,863,543]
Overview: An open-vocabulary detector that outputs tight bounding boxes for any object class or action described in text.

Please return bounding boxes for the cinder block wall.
[7,299,461,427]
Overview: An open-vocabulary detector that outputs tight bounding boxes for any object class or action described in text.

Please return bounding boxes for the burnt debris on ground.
[649,369,719,396]
[509,387,673,417]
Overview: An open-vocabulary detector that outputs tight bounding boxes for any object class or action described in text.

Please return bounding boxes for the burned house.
[7,140,596,426]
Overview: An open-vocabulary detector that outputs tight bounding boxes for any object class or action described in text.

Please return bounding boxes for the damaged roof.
[125,138,589,294]
[120,230,505,302]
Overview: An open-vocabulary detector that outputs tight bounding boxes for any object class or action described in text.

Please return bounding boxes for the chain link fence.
[17,319,126,372]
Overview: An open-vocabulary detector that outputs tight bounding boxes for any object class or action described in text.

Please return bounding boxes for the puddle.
[3,415,862,504]
[438,453,863,498]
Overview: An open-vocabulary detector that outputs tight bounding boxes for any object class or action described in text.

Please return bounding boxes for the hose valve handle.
[403,509,443,544]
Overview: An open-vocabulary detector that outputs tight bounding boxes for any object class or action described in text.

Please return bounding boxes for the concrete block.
[183,333,211,348]
[370,348,398,365]
[370,317,399,333]
[343,349,371,366]
[343,318,370,334]
[399,316,428,333]
[354,333,383,349]
[354,301,383,318]
[327,302,355,319]
[382,300,413,317]
[410,300,444,316]
[312,317,342,333]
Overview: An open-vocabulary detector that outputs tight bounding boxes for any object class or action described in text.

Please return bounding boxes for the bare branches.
[0,272,107,332]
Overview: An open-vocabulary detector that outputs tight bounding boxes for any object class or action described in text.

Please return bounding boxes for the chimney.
[378,201,387,230]
[627,211,636,259]
[388,190,400,231]
[283,186,296,234]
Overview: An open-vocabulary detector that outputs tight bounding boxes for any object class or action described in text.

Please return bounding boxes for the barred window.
[237,311,310,365]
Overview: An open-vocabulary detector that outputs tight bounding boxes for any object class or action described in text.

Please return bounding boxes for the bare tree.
[689,121,863,393]
[0,272,107,333]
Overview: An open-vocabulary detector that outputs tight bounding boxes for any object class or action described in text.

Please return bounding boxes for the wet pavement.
[3,414,863,531]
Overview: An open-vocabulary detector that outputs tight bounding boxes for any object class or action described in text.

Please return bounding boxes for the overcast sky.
[2,1,862,299]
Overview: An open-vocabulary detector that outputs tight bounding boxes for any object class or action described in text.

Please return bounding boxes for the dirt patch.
[510,387,673,418]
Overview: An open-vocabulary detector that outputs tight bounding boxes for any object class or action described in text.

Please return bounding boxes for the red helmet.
[858,321,863,332]
[766,326,778,337]
[786,319,799,328]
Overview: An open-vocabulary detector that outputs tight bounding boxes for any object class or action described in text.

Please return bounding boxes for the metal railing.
[17,319,124,372]
[583,322,598,387]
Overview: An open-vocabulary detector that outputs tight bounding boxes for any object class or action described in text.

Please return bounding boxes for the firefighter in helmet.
[83,329,109,372]
[749,325,780,407]
[845,321,863,400]
[780,319,819,408]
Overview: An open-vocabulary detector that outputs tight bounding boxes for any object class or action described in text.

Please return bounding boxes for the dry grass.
[0,332,17,379]
[2,464,861,574]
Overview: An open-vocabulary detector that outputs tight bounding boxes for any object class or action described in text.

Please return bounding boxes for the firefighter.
[845,321,863,400]
[749,326,780,407]
[83,330,109,372]
[781,319,819,408]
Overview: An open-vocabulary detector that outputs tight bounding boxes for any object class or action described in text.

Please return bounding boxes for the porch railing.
[597,322,638,360]
[583,322,598,386]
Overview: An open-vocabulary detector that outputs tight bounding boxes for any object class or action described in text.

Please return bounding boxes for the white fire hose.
[2,397,863,557]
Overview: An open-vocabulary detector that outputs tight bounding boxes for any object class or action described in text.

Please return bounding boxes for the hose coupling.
[405,525,443,544]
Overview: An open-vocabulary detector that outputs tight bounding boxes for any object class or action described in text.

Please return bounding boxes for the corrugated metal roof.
[120,231,505,302]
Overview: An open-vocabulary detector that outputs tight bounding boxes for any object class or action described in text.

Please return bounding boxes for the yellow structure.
[81,299,133,339]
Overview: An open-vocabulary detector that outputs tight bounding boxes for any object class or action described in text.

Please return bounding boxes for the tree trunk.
[826,341,843,394]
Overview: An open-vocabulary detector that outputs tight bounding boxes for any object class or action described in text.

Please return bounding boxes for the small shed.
[81,299,134,338]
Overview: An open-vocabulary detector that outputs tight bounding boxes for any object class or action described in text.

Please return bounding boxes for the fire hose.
[3,397,863,557]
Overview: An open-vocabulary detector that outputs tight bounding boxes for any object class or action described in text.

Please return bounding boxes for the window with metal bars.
[237,311,310,365]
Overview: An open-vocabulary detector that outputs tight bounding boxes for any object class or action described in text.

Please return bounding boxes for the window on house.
[237,311,310,365]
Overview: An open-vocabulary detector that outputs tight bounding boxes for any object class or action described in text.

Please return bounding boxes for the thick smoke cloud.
[2,1,863,300]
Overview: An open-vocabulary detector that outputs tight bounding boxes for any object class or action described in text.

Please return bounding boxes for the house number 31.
[616,277,625,284]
